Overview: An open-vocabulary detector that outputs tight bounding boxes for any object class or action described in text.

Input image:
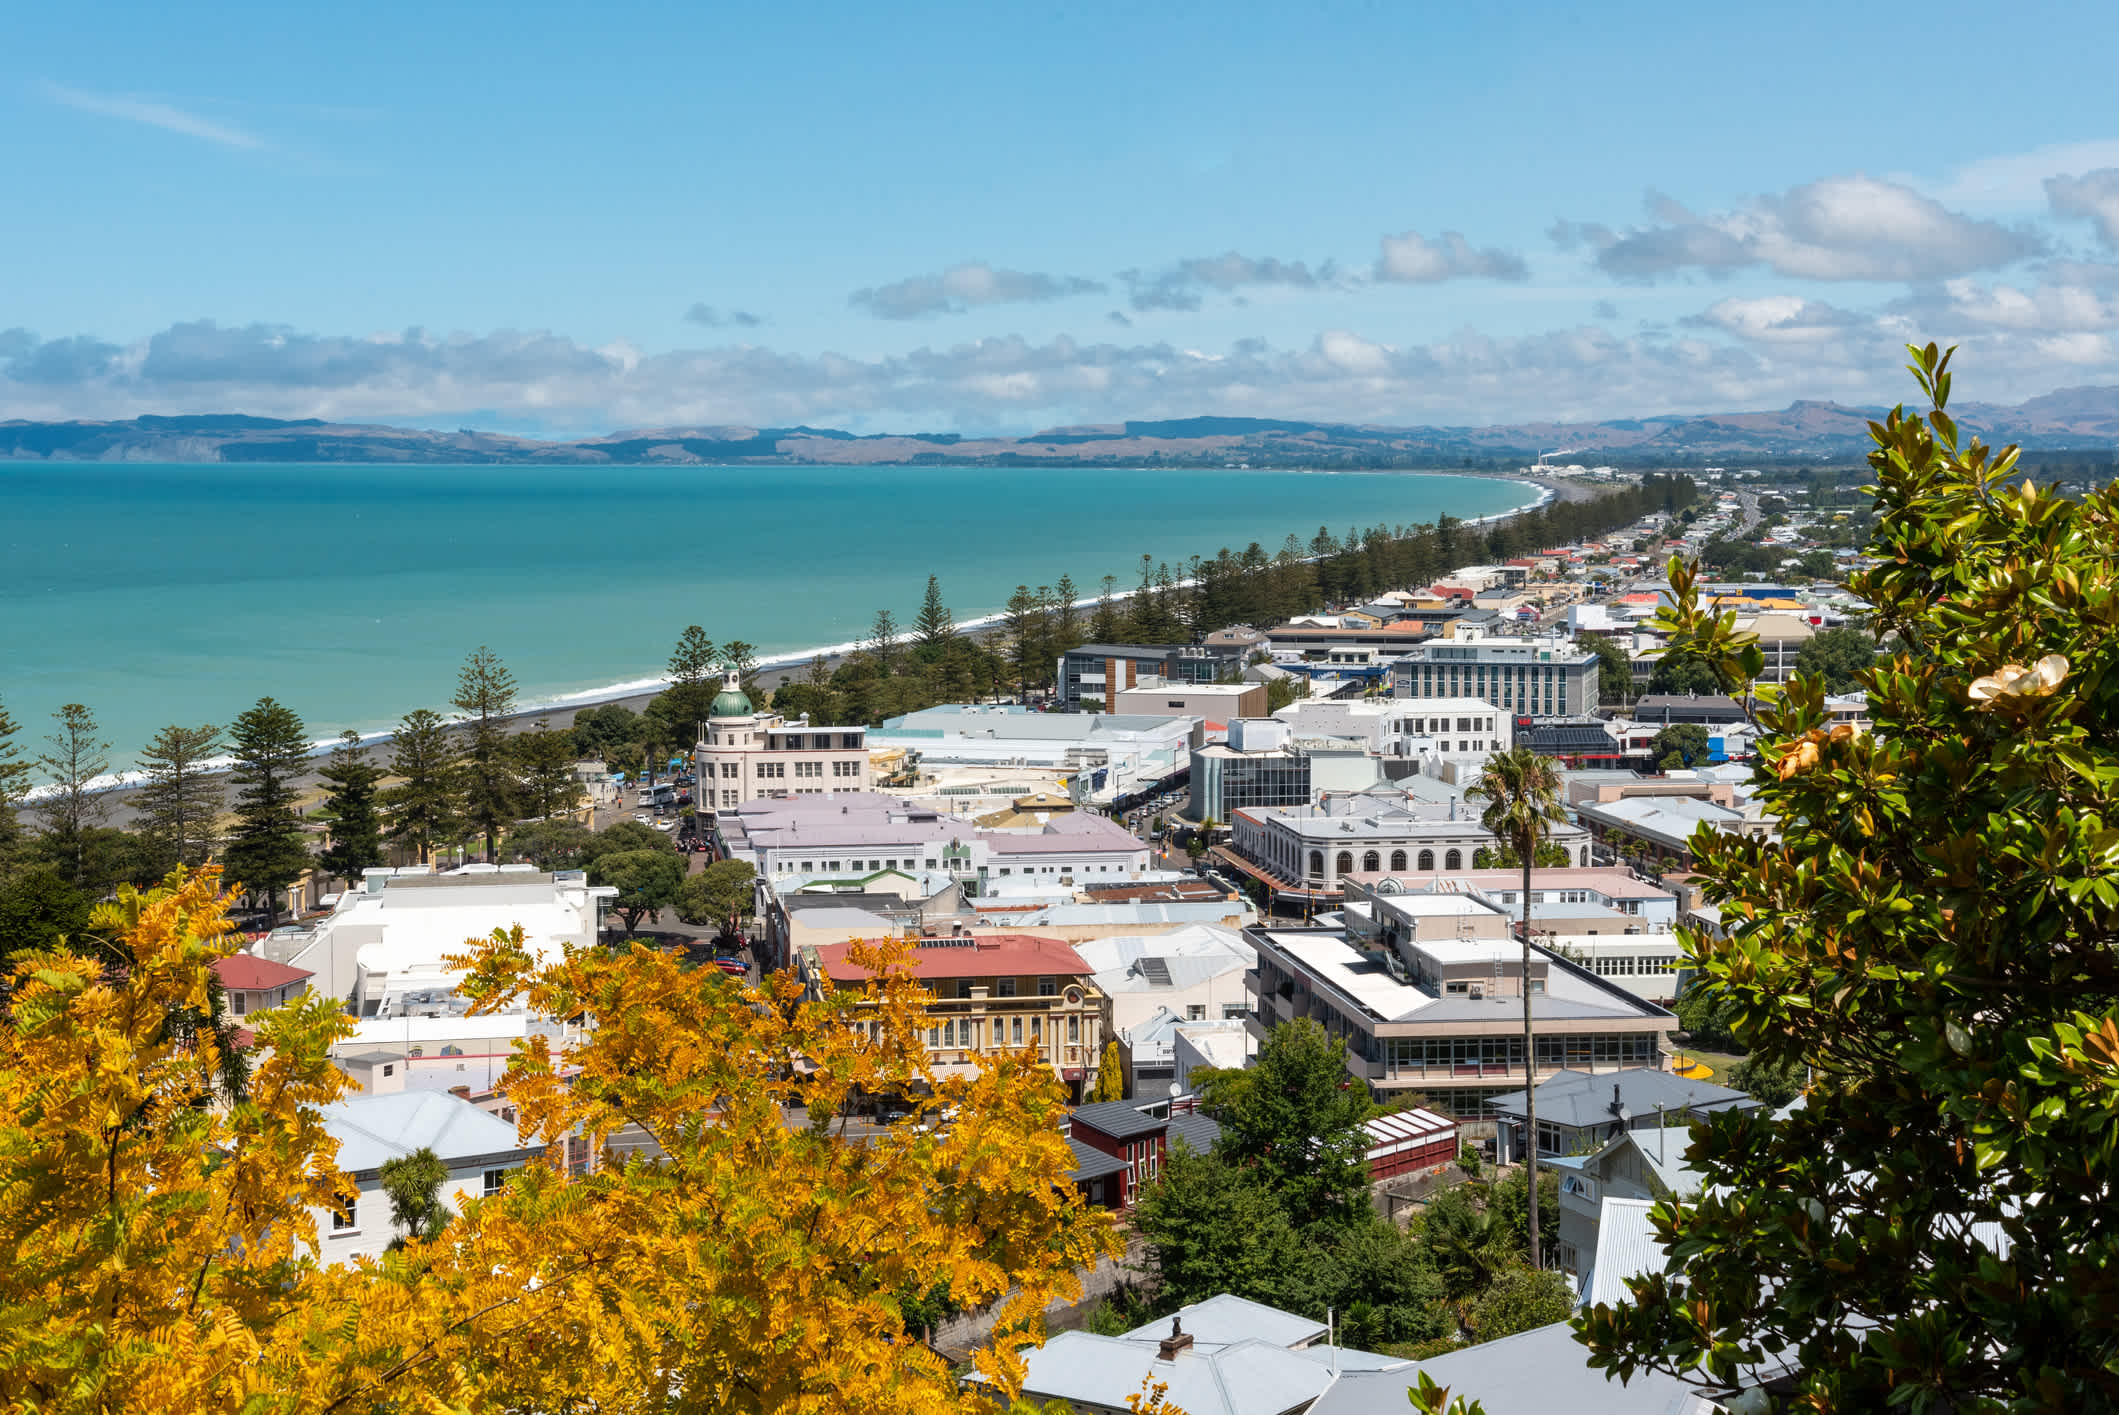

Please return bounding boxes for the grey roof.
[1486,1068,1756,1128]
[1167,1111,1223,1156]
[1120,1293,1325,1349]
[1583,1197,1662,1311]
[1308,1320,1717,1415]
[1071,1099,1168,1140]
[1017,1329,1373,1415]
[321,1091,537,1178]
[1066,1137,1130,1182]
[1601,1122,1702,1196]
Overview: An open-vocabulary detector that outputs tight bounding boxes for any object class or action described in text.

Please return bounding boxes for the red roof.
[211,954,314,991]
[816,933,1091,983]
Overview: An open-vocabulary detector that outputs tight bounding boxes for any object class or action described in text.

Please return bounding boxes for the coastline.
[39,471,1572,818]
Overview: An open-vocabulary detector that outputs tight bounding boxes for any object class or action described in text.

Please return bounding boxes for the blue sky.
[6,0,2119,434]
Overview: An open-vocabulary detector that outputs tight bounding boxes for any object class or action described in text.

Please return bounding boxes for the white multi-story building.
[263,865,616,1020]
[1074,923,1257,1044]
[715,793,1151,899]
[1224,795,1591,902]
[696,673,870,810]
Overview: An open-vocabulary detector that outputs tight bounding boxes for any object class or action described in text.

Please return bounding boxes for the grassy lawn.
[1670,1047,1746,1084]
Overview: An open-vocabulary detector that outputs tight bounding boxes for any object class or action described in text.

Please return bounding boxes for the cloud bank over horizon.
[9,151,2119,437]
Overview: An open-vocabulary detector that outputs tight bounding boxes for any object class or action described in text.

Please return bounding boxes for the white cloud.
[850,262,1105,319]
[1122,252,1337,312]
[1688,296,1868,344]
[42,82,264,150]
[1577,176,2040,282]
[5,310,2114,434]
[2048,169,2119,249]
[1929,139,2119,206]
[1374,229,1528,283]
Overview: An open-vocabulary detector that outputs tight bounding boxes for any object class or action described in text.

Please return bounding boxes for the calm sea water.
[0,462,1529,772]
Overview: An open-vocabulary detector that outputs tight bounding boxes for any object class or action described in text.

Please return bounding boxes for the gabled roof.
[1582,1196,1662,1311]
[1485,1068,1756,1128]
[1308,1319,1717,1415]
[814,933,1090,982]
[211,954,313,990]
[1121,1293,1325,1349]
[1071,1099,1167,1141]
[320,1091,538,1177]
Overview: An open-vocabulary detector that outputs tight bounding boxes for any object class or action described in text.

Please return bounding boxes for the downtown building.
[1246,923,1677,1122]
[694,673,870,810]
[1389,633,1600,719]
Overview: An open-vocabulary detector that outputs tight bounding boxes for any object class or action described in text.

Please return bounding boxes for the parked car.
[713,957,747,976]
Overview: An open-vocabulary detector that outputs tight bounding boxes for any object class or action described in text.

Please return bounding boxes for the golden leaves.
[2,875,1115,1414]
[1775,724,1858,780]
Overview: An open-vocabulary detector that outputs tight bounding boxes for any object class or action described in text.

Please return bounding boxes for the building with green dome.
[697,670,870,812]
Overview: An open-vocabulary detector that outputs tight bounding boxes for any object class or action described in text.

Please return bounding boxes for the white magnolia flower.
[1968,654,2070,705]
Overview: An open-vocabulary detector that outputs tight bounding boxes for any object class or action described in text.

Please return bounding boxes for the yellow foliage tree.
[1089,1039,1126,1103]
[0,867,1118,1412]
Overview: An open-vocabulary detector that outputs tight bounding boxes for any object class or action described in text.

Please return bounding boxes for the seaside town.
[4,450,2009,1413]
[13,2,2119,1405]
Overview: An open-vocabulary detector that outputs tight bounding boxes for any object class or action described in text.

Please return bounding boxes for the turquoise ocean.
[0,462,1532,779]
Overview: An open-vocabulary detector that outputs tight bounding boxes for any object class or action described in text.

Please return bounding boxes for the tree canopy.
[1792,623,1880,695]
[588,848,685,934]
[222,698,311,922]
[0,867,1114,1411]
[1200,1017,1372,1231]
[1572,346,2119,1411]
[1650,722,1712,770]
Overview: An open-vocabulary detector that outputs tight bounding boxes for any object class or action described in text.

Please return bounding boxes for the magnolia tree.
[1421,345,2119,1413]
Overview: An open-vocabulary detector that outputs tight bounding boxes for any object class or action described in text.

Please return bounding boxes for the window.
[1336,851,1354,876]
[1444,848,1462,870]
[1011,1017,1024,1045]
[1038,977,1057,996]
[1185,1004,1206,1021]
[1068,1016,1080,1041]
[483,1168,507,1197]
[331,1201,357,1232]
[1308,850,1324,878]
[1222,1003,1248,1020]
[997,978,1018,998]
[1362,850,1381,872]
[1390,849,1407,871]
[231,992,246,1016]
[382,1063,394,1077]
[1418,849,1434,870]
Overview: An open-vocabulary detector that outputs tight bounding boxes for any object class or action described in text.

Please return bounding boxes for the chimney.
[449,1085,471,1100]
[1158,1318,1193,1361]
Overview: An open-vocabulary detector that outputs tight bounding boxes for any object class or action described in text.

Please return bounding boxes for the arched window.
[1445,848,1463,870]
[1362,850,1381,872]
[1308,850,1324,878]
[1417,849,1434,870]
[1390,849,1408,871]
[1580,845,1592,867]
[1336,851,1354,877]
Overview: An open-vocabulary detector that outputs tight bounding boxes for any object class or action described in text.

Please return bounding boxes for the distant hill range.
[8,387,2119,468]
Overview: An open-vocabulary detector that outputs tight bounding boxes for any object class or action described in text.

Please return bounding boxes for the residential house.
[1006,1294,1406,1415]
[1484,1067,1758,1164]
[312,1090,544,1265]
[211,953,312,1020]
[1551,1122,1699,1277]
[1067,1097,1224,1208]
[1306,1316,1718,1415]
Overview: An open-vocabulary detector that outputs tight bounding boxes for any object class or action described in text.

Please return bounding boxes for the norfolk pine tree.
[453,645,518,861]
[222,699,310,924]
[134,723,225,876]
[914,574,955,649]
[385,707,461,864]
[0,698,31,867]
[511,719,584,821]
[33,704,110,888]
[646,626,721,747]
[314,731,385,882]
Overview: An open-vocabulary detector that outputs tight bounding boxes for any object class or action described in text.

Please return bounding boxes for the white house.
[312,1090,544,1265]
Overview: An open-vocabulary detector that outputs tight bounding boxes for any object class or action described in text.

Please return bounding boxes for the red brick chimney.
[1157,1317,1193,1361]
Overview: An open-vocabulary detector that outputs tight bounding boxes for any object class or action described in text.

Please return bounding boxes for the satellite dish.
[1169,1082,1184,1097]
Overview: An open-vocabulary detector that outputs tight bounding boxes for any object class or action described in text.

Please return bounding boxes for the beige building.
[801,934,1110,1102]
[695,673,869,810]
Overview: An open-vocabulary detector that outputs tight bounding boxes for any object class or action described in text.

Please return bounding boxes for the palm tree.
[1467,746,1567,1270]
